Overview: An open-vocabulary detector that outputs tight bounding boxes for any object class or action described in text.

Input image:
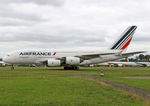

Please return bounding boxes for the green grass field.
[79,67,150,91]
[0,66,149,105]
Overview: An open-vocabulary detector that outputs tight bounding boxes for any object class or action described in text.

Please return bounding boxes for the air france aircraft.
[96,62,138,67]
[3,26,145,70]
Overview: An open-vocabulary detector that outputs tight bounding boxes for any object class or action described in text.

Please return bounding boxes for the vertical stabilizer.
[110,26,137,51]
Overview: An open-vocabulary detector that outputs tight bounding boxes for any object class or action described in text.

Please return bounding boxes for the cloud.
[0,0,150,57]
[0,0,65,6]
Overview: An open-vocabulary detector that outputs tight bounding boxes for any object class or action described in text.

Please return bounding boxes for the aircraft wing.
[76,51,146,60]
[122,51,146,57]
[76,53,117,60]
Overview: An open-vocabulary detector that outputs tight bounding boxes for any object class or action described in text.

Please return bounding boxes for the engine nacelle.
[66,57,80,65]
[47,59,61,67]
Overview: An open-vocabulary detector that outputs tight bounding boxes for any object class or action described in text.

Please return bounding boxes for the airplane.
[94,61,139,67]
[0,61,7,66]
[3,26,145,70]
[108,62,138,67]
[136,62,150,67]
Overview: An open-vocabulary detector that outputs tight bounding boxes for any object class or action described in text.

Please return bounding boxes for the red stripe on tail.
[53,52,56,56]
[121,37,133,50]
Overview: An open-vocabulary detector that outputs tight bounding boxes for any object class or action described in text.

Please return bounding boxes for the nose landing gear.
[11,65,14,70]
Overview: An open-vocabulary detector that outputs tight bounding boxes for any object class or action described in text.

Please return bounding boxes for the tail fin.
[110,26,137,51]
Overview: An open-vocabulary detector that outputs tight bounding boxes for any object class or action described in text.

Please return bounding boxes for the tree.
[139,54,145,61]
[144,55,150,61]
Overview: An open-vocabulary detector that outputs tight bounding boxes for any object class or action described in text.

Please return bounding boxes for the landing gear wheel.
[73,66,79,70]
[64,66,79,70]
[64,67,68,70]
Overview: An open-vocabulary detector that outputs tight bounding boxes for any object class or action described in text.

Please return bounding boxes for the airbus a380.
[3,26,145,70]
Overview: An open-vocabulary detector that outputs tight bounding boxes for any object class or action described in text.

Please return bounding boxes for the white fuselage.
[3,49,123,66]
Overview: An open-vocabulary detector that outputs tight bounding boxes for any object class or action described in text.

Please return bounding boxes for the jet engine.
[66,57,81,65]
[47,59,61,66]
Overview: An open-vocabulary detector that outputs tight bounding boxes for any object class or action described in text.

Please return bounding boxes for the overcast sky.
[0,0,150,57]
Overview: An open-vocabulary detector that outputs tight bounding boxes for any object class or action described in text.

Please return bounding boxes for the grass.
[78,67,150,91]
[0,68,146,106]
[1,66,150,90]
[102,71,150,91]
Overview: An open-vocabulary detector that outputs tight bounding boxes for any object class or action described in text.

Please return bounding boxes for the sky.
[0,0,150,57]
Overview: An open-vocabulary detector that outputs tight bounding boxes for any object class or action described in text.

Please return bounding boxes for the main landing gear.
[64,66,79,70]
